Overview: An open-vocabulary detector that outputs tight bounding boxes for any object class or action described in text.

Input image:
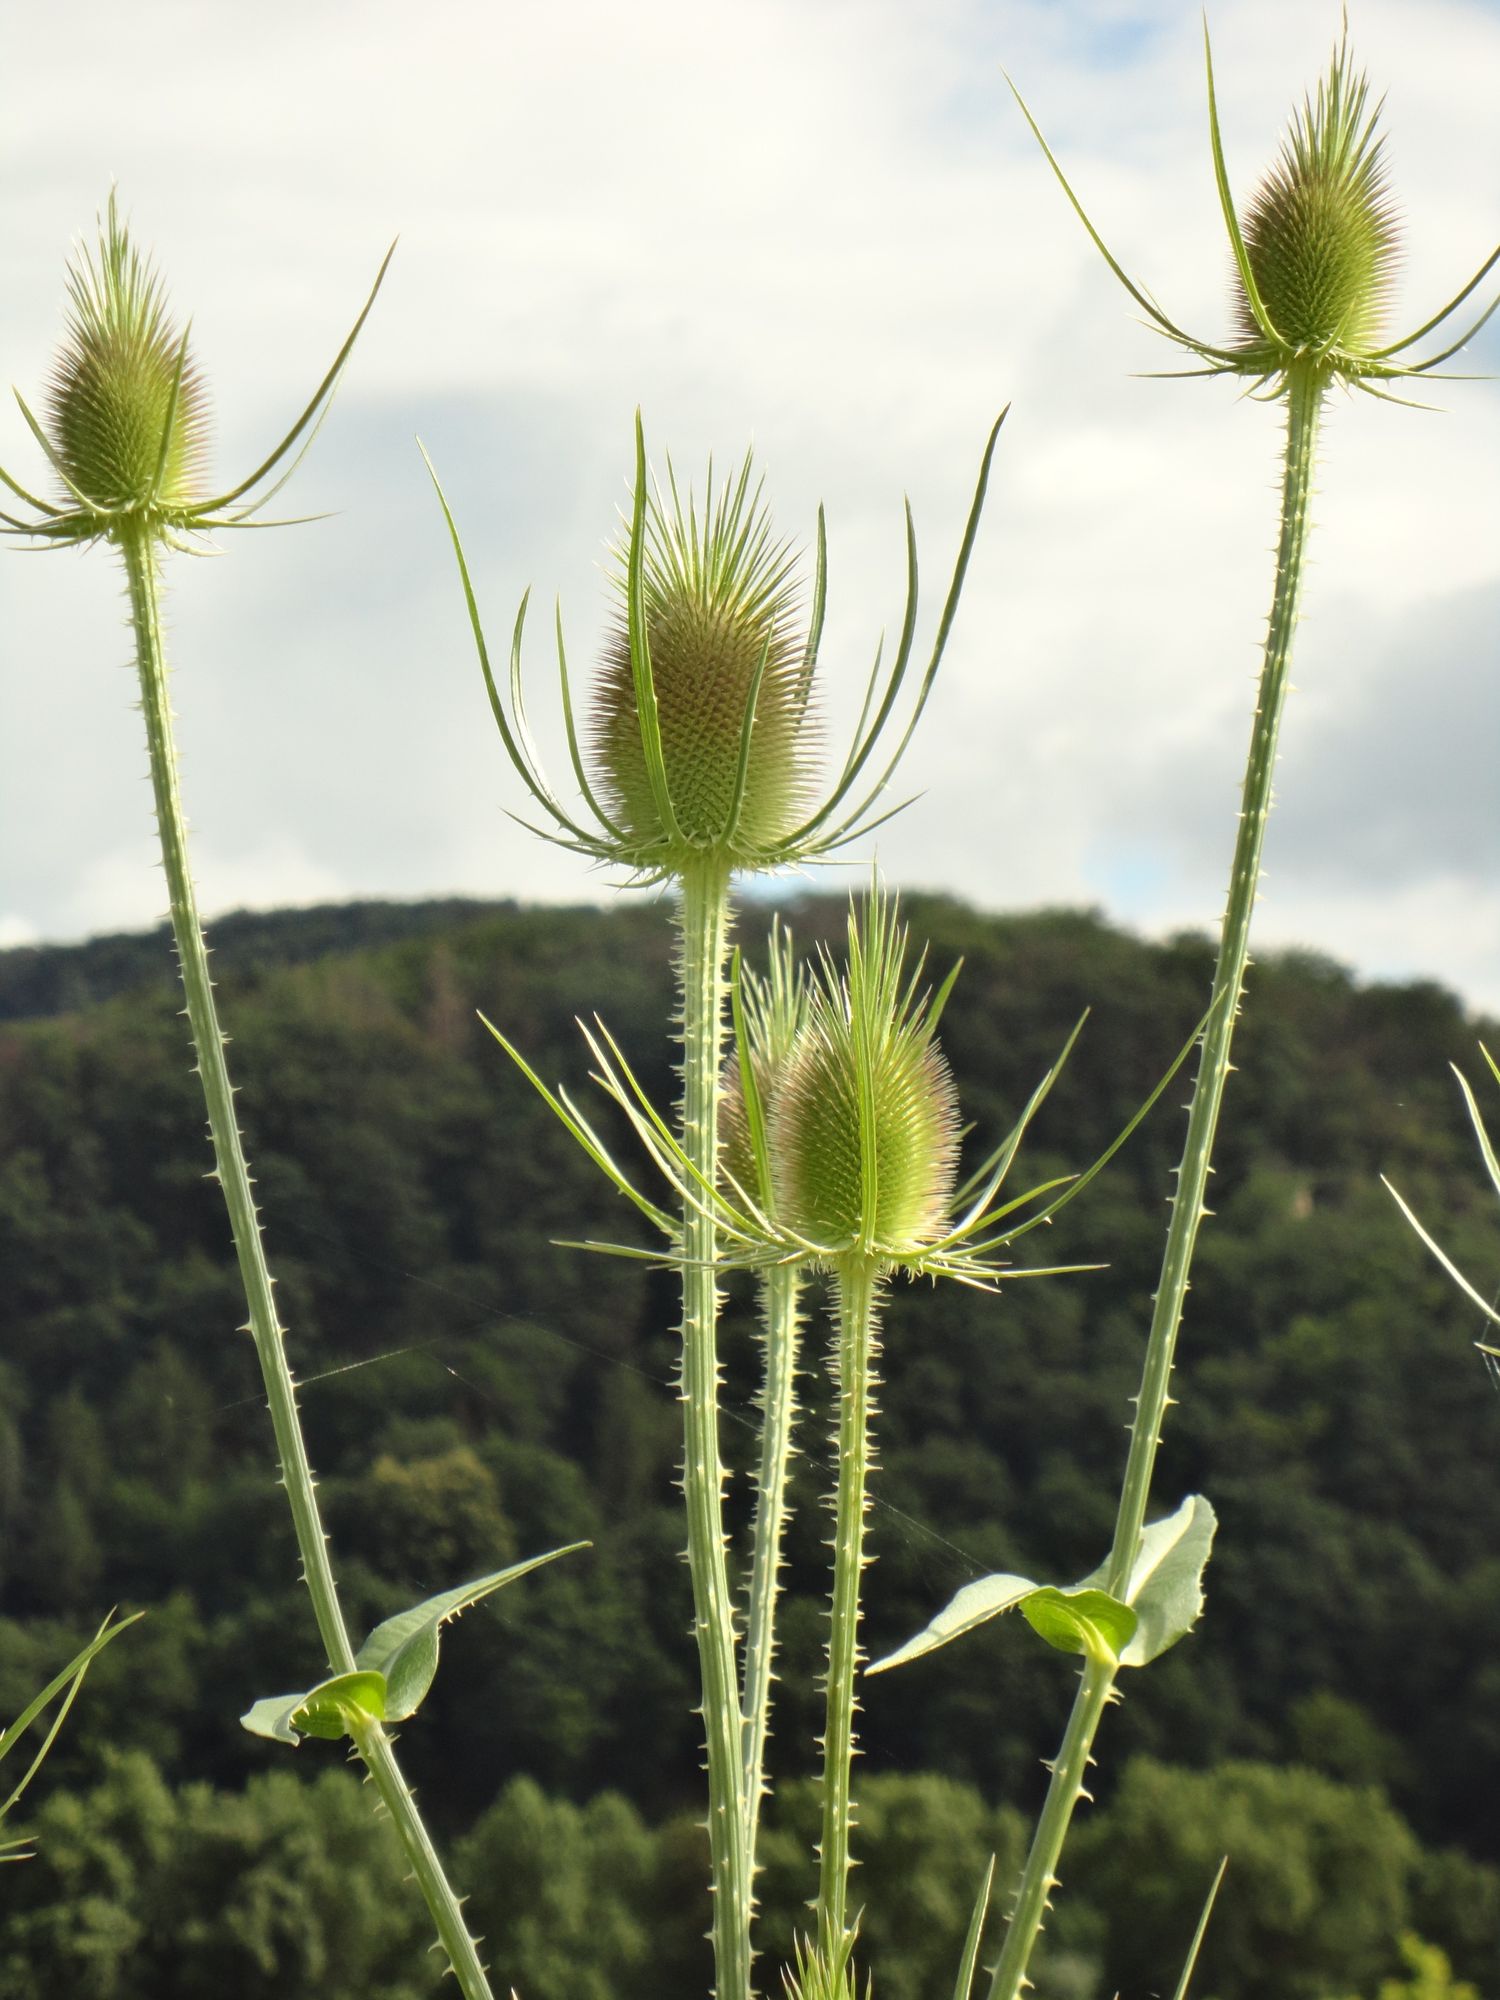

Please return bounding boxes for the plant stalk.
[677,858,752,2000]
[817,1257,881,1960]
[987,364,1326,2000]
[741,1262,804,1861]
[121,525,496,2000]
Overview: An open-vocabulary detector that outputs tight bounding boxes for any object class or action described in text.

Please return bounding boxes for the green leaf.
[355,1544,587,1722]
[1080,1493,1218,1667]
[866,1571,1134,1674]
[867,1496,1215,1676]
[241,1669,389,1747]
[0,1609,142,1844]
[1020,1586,1137,1666]
[0,1611,141,1774]
[244,1545,587,1746]
[866,1571,1042,1675]
[952,1854,995,2000]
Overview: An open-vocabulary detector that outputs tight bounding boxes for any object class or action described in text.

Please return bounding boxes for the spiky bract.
[1236,41,1399,371]
[592,454,814,870]
[48,195,208,519]
[771,896,959,1266]
[783,1929,869,2000]
[721,918,810,1203]
[0,200,391,552]
[1010,26,1497,404]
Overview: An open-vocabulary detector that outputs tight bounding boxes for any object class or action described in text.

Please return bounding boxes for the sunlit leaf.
[356,1544,587,1722]
[1020,1586,1137,1666]
[1079,1493,1219,1667]
[241,1669,388,1747]
[868,1495,1215,1675]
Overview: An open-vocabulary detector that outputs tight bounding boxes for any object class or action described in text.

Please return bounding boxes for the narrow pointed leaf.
[1385,1176,1500,1328]
[1172,1857,1229,2000]
[0,1612,141,1771]
[1202,24,1281,351]
[197,240,395,512]
[952,1854,996,2000]
[356,1544,587,1721]
[867,1571,1042,1674]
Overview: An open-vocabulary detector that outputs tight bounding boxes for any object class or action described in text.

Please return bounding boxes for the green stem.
[677,859,752,2000]
[741,1262,804,1861]
[121,526,495,2000]
[817,1257,881,1961]
[987,365,1326,2000]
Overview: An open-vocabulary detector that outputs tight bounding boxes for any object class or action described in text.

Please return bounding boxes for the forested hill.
[3,892,1499,1999]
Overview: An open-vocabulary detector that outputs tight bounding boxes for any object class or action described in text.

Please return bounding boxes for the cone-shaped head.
[769,896,960,1264]
[591,452,816,873]
[1237,40,1399,367]
[46,195,209,519]
[720,921,810,1206]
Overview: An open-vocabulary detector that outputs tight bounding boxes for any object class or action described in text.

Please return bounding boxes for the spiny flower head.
[47,193,209,517]
[428,408,1006,891]
[770,892,961,1268]
[1010,25,1498,402]
[1234,39,1400,374]
[592,454,816,871]
[489,887,1128,1290]
[720,917,811,1207]
[0,196,391,551]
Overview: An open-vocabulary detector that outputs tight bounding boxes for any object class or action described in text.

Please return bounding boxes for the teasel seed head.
[1235,37,1399,370]
[770,893,960,1268]
[47,193,209,520]
[720,918,810,1207]
[1009,26,1497,403]
[591,451,817,873]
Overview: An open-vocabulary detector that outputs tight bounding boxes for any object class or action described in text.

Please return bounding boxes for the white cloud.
[1,0,1496,1011]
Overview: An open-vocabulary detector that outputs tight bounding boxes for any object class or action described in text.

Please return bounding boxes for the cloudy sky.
[2,0,1497,1008]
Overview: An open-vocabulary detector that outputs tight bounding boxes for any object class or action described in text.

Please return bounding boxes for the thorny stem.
[677,859,752,2000]
[121,525,496,2000]
[987,364,1326,2000]
[742,1263,805,1864]
[817,1258,882,1962]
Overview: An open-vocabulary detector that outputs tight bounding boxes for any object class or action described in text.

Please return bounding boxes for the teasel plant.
[866,30,1500,2000]
[0,197,589,2000]
[762,891,1078,1986]
[719,921,814,1866]
[430,410,1003,2000]
[489,882,1199,1995]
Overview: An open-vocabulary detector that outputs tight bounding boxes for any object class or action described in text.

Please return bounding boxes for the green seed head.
[770,896,960,1264]
[720,920,809,1206]
[591,452,816,872]
[1237,40,1399,367]
[47,194,209,519]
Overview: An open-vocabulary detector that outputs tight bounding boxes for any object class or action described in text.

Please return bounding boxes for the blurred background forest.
[1,892,1497,2000]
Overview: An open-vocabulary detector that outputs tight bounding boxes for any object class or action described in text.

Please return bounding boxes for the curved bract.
[425,407,1006,887]
[770,893,961,1266]
[720,917,810,1206]
[1234,48,1398,369]
[48,200,209,517]
[1010,27,1498,402]
[591,455,815,870]
[0,193,393,551]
